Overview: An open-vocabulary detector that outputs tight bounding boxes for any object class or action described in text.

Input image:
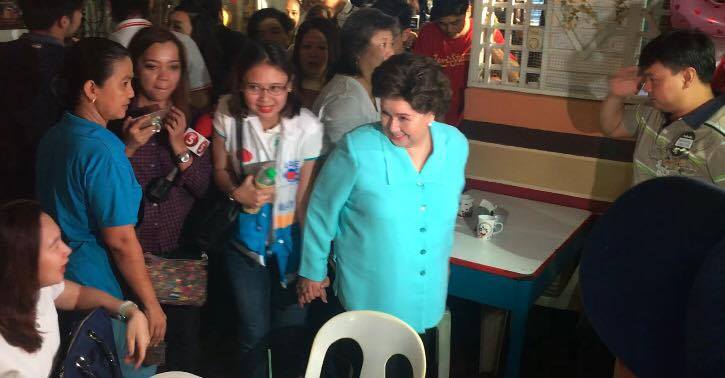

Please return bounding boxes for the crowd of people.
[0,0,723,377]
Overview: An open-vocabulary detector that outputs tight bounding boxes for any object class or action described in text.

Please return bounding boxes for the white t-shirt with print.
[0,282,65,378]
[246,123,281,165]
[213,94,323,179]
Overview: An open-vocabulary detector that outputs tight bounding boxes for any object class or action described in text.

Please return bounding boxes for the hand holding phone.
[123,112,162,155]
[128,104,170,131]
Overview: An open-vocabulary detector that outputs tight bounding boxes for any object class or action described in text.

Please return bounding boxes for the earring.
[91,97,96,104]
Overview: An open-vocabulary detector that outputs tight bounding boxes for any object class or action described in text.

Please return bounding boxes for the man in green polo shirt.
[601,29,725,188]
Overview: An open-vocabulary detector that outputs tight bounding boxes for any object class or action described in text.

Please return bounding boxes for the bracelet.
[227,186,238,202]
[118,300,139,322]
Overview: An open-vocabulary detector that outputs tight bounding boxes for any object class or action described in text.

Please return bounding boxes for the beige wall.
[463,88,634,203]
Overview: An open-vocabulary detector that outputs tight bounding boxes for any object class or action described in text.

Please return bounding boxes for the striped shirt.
[628,95,725,188]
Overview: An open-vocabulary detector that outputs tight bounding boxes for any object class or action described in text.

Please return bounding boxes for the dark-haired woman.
[292,17,339,109]
[119,27,212,374]
[212,41,323,377]
[298,53,469,377]
[304,4,334,21]
[35,37,164,378]
[0,200,150,377]
[169,1,226,100]
[247,7,295,48]
[311,8,397,150]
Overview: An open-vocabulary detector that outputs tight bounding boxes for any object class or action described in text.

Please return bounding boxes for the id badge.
[670,131,695,157]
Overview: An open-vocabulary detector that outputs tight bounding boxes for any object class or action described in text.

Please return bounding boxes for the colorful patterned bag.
[144,253,208,306]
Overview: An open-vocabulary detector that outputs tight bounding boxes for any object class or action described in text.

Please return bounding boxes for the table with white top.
[448,189,594,378]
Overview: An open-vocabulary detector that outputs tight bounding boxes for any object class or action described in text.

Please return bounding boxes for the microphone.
[183,128,210,156]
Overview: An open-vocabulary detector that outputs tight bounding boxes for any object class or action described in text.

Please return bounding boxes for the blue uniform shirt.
[299,122,469,332]
[36,112,142,299]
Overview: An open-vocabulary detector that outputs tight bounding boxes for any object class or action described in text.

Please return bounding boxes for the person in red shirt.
[413,0,471,126]
[413,0,516,126]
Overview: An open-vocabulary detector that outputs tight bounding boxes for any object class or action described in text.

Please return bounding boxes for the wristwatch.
[118,300,139,322]
[175,151,191,164]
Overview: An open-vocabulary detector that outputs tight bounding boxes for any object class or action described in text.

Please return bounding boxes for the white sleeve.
[213,95,234,139]
[108,32,127,47]
[177,33,212,91]
[50,281,66,300]
[299,110,324,160]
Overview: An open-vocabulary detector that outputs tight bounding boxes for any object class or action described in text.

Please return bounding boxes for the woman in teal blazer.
[297,53,469,376]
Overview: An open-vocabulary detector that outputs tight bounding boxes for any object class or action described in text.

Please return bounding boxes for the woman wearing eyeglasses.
[311,8,397,151]
[211,41,323,378]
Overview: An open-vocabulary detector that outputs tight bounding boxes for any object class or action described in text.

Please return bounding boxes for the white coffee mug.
[477,214,504,240]
[458,194,474,217]
[478,199,496,214]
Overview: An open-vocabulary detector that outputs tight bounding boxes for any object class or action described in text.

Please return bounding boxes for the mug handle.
[492,221,504,234]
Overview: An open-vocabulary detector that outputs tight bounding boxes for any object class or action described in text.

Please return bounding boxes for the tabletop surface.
[450,189,593,277]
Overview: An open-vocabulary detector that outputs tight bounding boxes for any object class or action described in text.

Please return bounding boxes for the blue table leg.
[448,219,591,377]
[504,304,530,378]
[448,265,531,378]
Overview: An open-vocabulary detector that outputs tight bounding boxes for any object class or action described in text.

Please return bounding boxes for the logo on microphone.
[183,128,210,156]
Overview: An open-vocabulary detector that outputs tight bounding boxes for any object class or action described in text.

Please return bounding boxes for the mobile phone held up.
[410,15,420,31]
[127,104,169,132]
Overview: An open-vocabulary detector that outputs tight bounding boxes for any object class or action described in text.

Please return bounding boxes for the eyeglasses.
[242,83,289,96]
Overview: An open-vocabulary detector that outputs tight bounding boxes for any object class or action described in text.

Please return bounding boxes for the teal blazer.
[299,122,469,332]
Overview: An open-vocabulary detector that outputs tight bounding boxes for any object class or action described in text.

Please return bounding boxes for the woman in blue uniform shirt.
[35,38,165,377]
[297,53,469,377]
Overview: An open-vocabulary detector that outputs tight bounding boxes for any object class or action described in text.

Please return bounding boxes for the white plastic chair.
[305,310,426,378]
[150,372,202,378]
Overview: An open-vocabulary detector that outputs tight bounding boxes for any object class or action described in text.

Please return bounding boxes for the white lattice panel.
[547,50,625,74]
[468,0,671,100]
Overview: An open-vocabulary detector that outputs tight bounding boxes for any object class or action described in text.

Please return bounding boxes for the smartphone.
[128,105,169,130]
[409,15,420,31]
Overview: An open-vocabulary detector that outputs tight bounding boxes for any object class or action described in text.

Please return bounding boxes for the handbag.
[143,119,245,306]
[54,308,122,378]
[144,252,208,306]
[179,116,245,255]
[179,186,241,255]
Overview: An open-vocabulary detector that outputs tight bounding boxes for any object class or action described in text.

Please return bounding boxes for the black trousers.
[160,304,202,374]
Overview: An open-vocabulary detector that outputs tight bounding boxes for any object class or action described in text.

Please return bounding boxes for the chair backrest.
[581,177,725,378]
[150,372,202,378]
[305,310,426,378]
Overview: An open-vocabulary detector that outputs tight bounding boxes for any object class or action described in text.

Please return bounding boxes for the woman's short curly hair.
[336,8,398,76]
[372,53,451,119]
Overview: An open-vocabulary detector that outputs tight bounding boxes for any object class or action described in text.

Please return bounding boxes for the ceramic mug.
[477,214,504,240]
[458,194,474,217]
